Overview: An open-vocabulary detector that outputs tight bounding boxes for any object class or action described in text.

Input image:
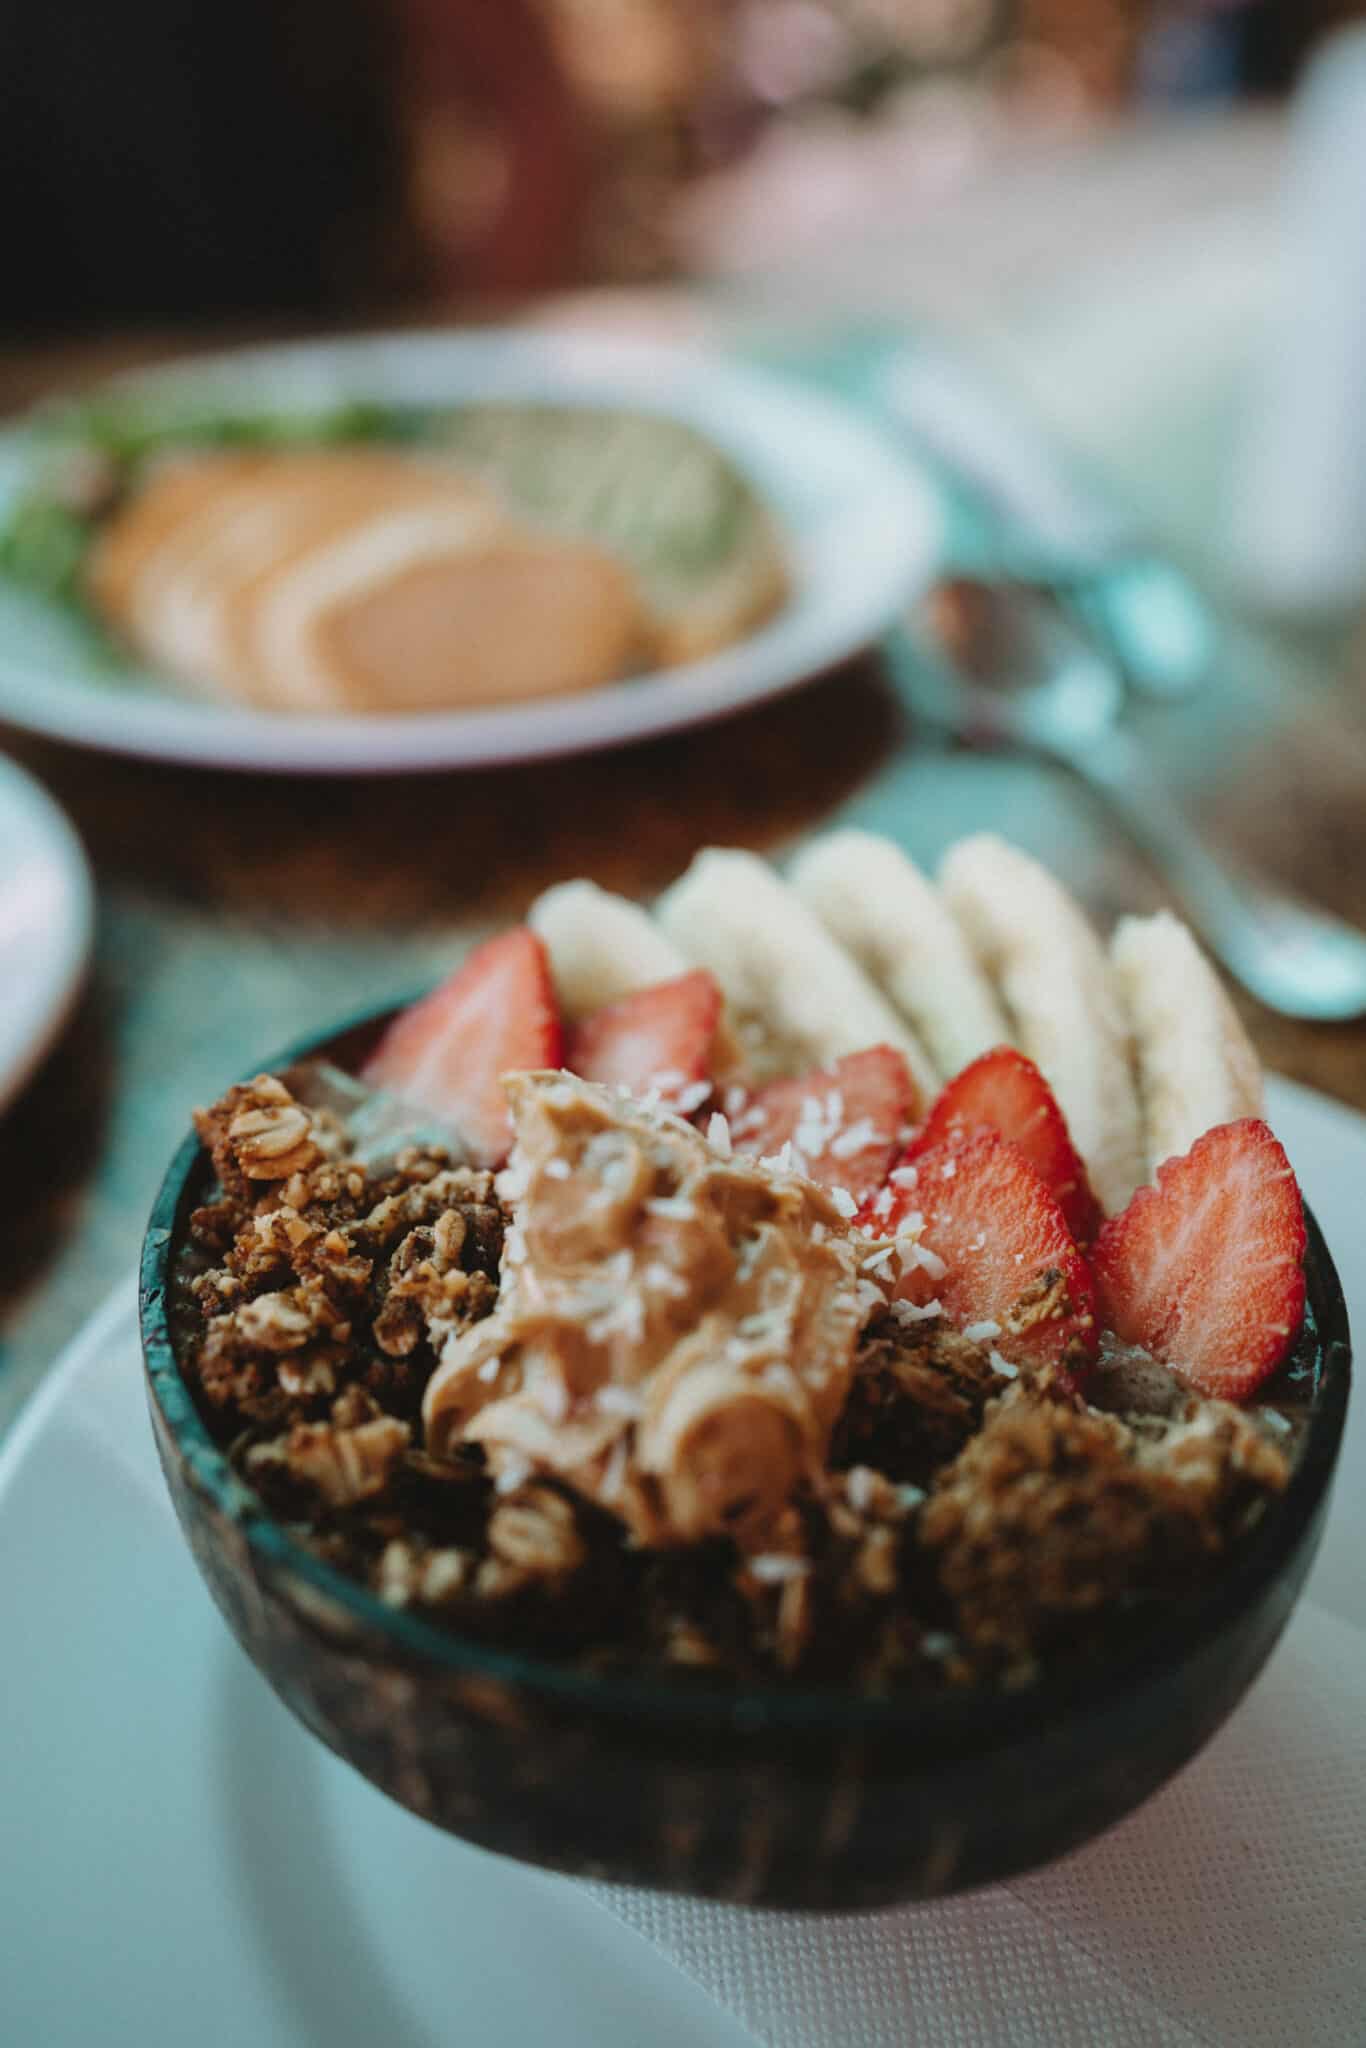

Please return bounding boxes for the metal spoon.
[889,580,1366,1022]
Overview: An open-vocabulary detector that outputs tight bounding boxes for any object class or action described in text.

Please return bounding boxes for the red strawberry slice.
[362,927,562,1165]
[566,970,722,1107]
[1092,1117,1306,1403]
[733,1046,917,1202]
[909,1045,1102,1243]
[869,1129,1099,1386]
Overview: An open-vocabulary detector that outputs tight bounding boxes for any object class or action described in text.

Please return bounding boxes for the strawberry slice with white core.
[566,970,721,1111]
[1092,1117,1306,1402]
[362,927,562,1166]
[865,1129,1099,1387]
[732,1046,917,1203]
[909,1044,1103,1244]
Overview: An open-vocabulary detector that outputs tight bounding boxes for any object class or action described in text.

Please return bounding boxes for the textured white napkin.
[50,1080,1366,2048]
[586,1077,1366,2047]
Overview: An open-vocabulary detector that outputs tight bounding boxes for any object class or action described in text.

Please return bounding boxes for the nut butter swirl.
[423,1073,880,1548]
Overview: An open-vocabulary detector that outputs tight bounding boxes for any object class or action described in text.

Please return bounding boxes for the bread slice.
[103,452,495,703]
[85,452,269,656]
[241,504,644,713]
[789,829,1011,1082]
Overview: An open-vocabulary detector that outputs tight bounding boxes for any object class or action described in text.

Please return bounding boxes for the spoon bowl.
[901,582,1366,1023]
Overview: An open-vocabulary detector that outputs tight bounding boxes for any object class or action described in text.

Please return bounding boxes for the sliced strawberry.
[1092,1117,1306,1403]
[361,927,562,1165]
[909,1045,1102,1244]
[566,970,721,1107]
[733,1046,917,1202]
[872,1129,1099,1386]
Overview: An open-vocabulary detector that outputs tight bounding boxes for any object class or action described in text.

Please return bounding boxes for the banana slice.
[939,834,1145,1213]
[655,847,939,1099]
[789,828,1011,1080]
[1111,910,1263,1178]
[529,880,691,1021]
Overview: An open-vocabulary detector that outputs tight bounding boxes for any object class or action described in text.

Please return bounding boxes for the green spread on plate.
[0,397,779,643]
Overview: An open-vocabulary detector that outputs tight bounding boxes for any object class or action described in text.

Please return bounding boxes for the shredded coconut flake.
[759,1139,811,1180]
[893,1296,942,1323]
[988,1348,1020,1380]
[830,1117,876,1160]
[646,1196,695,1221]
[899,1240,946,1282]
[889,1164,919,1189]
[675,1080,712,1116]
[846,1465,878,1512]
[643,1260,690,1298]
[748,1553,811,1585]
[706,1111,732,1158]
[537,1377,569,1422]
[542,1156,571,1181]
[595,1385,643,1418]
[963,1319,1001,1343]
[829,1186,858,1219]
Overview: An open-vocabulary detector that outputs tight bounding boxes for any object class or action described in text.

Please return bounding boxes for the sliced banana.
[939,833,1145,1213]
[655,847,939,1099]
[1111,910,1263,1178]
[789,828,1011,1080]
[529,879,691,1021]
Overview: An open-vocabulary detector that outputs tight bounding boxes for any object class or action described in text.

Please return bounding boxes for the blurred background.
[3,0,1362,331]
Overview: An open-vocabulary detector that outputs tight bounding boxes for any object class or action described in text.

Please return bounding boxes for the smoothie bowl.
[139,832,1350,1910]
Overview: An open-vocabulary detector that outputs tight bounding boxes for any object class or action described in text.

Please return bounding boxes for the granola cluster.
[173,1070,1297,1693]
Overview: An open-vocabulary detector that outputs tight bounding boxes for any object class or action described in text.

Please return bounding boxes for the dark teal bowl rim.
[139,1001,1352,1738]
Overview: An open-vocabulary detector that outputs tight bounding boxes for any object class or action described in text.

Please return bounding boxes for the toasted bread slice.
[789,829,1011,1082]
[239,503,644,714]
[655,847,938,1098]
[85,452,269,649]
[1110,910,1263,1179]
[939,834,1145,1214]
[122,453,497,703]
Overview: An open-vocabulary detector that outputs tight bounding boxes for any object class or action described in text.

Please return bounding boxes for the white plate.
[0,753,92,1113]
[0,330,939,775]
[1,1079,1362,2048]
[0,1281,752,2048]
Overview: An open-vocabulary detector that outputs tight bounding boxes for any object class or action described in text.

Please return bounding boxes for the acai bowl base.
[138,1007,1350,1912]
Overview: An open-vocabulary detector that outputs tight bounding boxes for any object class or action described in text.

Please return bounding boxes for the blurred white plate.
[0,754,91,1113]
[0,331,939,776]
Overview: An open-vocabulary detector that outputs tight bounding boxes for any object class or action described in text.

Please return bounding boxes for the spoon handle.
[1062,724,1366,1022]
